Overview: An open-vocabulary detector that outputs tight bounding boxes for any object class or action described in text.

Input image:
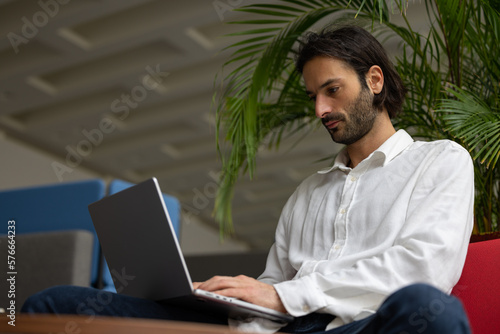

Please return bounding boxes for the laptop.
[88,177,293,323]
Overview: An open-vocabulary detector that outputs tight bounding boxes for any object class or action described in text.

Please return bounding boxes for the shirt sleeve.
[264,142,474,324]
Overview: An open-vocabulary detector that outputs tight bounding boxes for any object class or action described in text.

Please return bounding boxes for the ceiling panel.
[0,0,429,251]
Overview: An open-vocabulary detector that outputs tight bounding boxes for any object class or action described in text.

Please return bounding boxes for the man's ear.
[366,65,384,94]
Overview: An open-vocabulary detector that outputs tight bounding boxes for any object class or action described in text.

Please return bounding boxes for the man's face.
[303,56,379,145]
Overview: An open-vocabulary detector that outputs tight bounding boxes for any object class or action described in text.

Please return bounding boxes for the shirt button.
[340,208,346,214]
[350,176,357,182]
[334,245,341,250]
[302,305,310,312]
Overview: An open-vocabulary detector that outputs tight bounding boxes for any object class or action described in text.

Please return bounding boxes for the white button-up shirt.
[236,130,474,332]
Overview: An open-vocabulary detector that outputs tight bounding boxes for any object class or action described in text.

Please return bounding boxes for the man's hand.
[193,275,286,313]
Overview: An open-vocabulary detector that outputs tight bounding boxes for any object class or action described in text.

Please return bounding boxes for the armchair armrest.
[0,230,93,311]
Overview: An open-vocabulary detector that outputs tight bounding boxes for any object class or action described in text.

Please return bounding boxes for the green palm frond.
[214,0,392,235]
[438,85,500,168]
[213,0,500,235]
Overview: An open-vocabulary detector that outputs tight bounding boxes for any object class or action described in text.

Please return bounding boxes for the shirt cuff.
[274,275,327,317]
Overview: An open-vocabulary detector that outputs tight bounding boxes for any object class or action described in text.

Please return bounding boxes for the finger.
[212,287,246,299]
[197,275,237,291]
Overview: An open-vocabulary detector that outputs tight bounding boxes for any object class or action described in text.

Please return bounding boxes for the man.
[22,25,473,333]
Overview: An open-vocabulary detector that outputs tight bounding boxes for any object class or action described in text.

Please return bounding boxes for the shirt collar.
[318,129,414,174]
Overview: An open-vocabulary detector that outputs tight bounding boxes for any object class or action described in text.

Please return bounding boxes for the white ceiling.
[0,0,428,251]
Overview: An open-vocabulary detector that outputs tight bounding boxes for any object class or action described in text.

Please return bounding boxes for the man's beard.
[322,86,379,145]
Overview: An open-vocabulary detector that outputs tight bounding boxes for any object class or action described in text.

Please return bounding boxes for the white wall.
[180,213,250,256]
[0,133,248,254]
[0,132,97,189]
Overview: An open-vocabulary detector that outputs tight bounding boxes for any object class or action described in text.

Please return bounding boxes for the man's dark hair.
[295,25,406,118]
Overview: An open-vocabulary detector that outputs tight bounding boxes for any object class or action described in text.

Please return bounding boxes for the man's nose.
[315,95,331,118]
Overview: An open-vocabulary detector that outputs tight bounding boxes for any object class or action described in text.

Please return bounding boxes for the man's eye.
[327,87,338,95]
[308,96,316,102]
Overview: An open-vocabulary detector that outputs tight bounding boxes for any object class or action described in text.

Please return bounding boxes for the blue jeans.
[22,283,470,333]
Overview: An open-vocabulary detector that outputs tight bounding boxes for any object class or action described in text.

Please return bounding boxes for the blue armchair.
[0,178,180,295]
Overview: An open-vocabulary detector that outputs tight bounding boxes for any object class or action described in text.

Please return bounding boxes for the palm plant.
[213,0,500,236]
